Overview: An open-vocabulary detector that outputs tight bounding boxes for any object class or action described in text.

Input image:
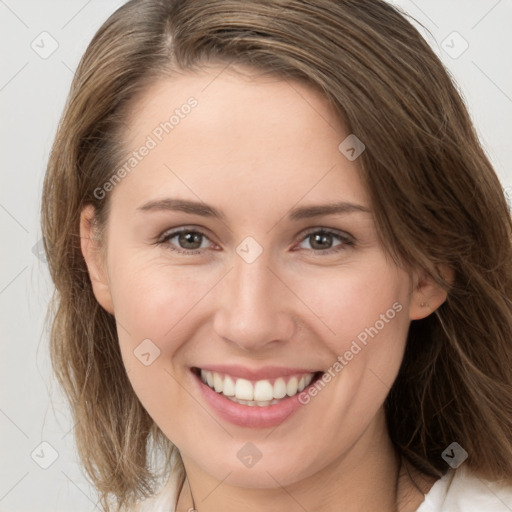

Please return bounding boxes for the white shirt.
[417,465,512,511]
[136,464,512,511]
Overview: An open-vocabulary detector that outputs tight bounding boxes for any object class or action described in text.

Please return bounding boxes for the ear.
[409,265,453,320]
[80,205,114,314]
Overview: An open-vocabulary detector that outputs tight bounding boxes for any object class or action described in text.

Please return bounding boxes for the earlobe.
[79,205,115,315]
[409,266,453,320]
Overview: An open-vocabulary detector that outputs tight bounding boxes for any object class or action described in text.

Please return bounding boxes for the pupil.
[179,232,201,249]
[311,233,332,250]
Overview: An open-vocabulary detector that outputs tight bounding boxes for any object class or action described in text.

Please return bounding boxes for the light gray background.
[1,1,511,511]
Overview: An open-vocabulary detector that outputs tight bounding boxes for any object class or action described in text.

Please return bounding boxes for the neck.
[176,411,434,512]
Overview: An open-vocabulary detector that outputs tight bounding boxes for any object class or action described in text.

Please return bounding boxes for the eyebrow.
[137,198,226,220]
[136,198,370,221]
[288,201,370,220]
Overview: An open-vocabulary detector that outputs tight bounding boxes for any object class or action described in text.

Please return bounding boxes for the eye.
[156,226,354,256]
[295,228,354,254]
[157,228,214,254]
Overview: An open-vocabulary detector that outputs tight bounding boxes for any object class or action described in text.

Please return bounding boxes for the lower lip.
[193,370,318,428]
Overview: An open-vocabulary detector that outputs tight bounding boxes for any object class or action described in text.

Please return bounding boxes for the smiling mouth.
[192,367,324,407]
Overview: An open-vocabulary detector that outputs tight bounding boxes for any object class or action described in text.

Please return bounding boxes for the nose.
[212,250,296,352]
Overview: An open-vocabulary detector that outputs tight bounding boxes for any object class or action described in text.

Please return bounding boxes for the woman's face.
[81,65,435,489]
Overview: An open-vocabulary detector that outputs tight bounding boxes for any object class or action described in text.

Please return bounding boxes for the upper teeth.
[200,369,315,401]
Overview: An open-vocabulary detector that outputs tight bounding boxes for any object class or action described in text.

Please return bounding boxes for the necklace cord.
[188,475,196,511]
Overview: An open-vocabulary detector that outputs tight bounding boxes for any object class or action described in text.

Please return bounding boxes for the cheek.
[291,259,410,354]
[107,254,210,425]
[293,261,411,426]
[289,259,411,422]
[108,248,215,343]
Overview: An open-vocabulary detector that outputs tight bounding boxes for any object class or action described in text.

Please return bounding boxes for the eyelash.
[156,227,355,256]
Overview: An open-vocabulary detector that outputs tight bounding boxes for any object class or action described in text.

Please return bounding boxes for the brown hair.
[41,0,512,510]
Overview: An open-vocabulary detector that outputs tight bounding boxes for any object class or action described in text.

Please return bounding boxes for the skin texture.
[80,65,447,512]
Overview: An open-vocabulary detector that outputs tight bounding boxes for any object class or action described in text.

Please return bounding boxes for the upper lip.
[194,364,321,381]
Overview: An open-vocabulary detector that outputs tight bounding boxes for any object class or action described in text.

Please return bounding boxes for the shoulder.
[417,465,512,512]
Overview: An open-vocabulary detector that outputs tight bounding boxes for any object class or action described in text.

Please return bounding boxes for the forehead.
[111,64,369,214]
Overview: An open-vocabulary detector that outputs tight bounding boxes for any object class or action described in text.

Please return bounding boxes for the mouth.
[191,367,324,407]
